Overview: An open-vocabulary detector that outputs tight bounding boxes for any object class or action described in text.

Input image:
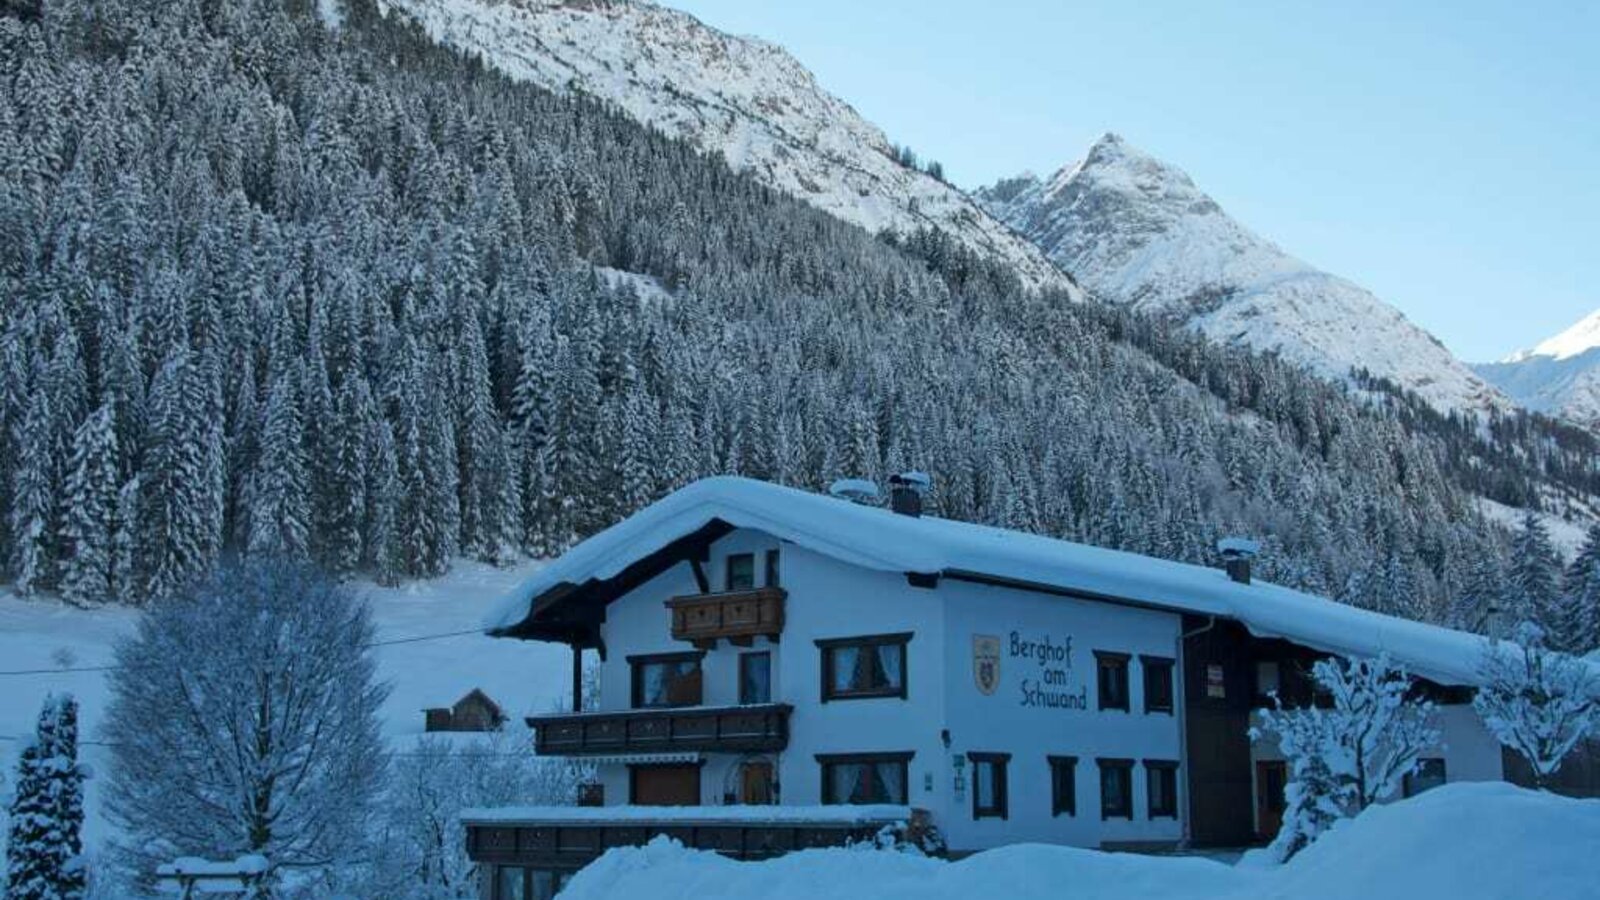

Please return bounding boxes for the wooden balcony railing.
[465,808,922,870]
[527,704,792,757]
[665,587,785,648]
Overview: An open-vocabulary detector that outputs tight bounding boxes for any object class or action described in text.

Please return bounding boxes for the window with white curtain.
[816,634,910,701]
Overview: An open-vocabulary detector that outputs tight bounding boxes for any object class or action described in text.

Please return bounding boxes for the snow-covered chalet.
[464,475,1597,898]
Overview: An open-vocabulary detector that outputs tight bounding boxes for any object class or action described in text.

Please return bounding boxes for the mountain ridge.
[1475,308,1600,427]
[973,133,1509,415]
[378,0,1079,295]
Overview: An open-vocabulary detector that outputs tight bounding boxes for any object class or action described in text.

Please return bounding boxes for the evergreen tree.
[9,385,56,595]
[1509,512,1563,638]
[246,371,311,560]
[1560,524,1600,654]
[59,403,120,606]
[4,695,88,900]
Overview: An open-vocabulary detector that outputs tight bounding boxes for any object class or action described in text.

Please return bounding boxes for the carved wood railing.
[665,587,785,648]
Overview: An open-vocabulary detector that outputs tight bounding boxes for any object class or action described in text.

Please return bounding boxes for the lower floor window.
[1049,755,1077,817]
[1145,760,1179,818]
[968,752,1010,819]
[1098,758,1134,820]
[1403,758,1447,797]
[817,752,912,805]
[495,866,570,900]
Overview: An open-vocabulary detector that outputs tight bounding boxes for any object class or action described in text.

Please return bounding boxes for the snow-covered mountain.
[974,134,1508,414]
[1474,309,1600,427]
[377,0,1076,295]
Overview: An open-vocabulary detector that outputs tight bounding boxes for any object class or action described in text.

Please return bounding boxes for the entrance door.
[630,764,701,806]
[740,761,775,805]
[1255,760,1287,840]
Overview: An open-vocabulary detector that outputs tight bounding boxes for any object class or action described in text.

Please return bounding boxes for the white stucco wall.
[937,578,1186,850]
[590,527,1186,851]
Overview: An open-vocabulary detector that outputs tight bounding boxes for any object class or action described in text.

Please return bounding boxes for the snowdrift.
[556,783,1599,900]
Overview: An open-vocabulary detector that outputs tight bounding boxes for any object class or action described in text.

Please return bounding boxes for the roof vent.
[828,478,880,505]
[887,471,931,517]
[1217,537,1260,586]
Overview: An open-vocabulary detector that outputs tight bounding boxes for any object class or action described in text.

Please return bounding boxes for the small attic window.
[726,553,755,591]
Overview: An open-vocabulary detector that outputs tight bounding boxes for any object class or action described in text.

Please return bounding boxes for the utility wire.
[0,627,488,676]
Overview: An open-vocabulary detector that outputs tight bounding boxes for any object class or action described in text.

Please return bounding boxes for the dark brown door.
[630,765,701,806]
[741,761,774,805]
[1256,760,1287,840]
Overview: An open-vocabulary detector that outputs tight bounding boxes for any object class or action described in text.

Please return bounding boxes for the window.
[726,553,755,591]
[740,651,772,705]
[1098,758,1134,820]
[1256,660,1281,699]
[968,752,1010,820]
[494,867,570,900]
[1142,655,1174,714]
[817,752,913,805]
[496,866,527,900]
[1048,755,1077,817]
[1404,758,1447,797]
[765,548,781,587]
[817,633,911,701]
[1096,651,1130,711]
[629,652,704,708]
[1145,760,1179,819]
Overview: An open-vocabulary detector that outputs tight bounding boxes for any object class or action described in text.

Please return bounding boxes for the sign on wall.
[974,631,1089,710]
[972,635,1001,696]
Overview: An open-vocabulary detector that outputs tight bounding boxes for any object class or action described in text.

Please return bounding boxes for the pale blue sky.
[668,0,1598,361]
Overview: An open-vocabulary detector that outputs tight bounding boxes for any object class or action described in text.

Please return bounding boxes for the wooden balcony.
[527,704,792,757]
[465,808,921,870]
[665,587,785,648]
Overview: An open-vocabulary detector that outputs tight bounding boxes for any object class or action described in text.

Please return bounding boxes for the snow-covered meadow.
[0,559,571,852]
[557,783,1600,900]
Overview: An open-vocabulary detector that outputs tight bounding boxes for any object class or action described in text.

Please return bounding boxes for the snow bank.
[555,784,1600,900]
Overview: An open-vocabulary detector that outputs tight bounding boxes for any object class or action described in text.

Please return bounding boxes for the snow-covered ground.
[558,782,1600,900]
[0,560,570,851]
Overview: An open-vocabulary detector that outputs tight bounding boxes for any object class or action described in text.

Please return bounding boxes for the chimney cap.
[889,471,931,492]
[1216,537,1261,560]
[828,478,880,504]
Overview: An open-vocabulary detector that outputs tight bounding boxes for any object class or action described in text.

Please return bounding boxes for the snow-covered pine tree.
[9,382,56,595]
[59,402,120,606]
[366,418,402,587]
[1560,524,1600,655]
[1450,553,1507,635]
[4,695,87,900]
[1509,511,1564,635]
[1252,705,1343,863]
[1473,621,1600,788]
[321,373,373,574]
[246,370,311,560]
[137,350,213,602]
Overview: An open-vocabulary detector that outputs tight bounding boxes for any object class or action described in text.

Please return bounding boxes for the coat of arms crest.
[972,635,1001,696]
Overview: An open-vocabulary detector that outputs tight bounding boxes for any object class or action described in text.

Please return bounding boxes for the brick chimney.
[888,471,931,517]
[1216,537,1261,585]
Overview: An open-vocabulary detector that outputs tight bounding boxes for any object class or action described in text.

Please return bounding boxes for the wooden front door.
[741,761,774,805]
[1255,760,1288,840]
[630,764,701,806]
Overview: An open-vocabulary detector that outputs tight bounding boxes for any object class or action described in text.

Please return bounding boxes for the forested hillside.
[1,0,1596,641]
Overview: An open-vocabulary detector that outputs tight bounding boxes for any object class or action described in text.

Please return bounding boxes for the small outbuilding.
[423,688,507,733]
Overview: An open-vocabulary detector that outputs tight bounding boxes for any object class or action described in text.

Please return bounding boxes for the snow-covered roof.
[487,477,1507,687]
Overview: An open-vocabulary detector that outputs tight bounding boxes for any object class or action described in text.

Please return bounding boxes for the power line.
[0,627,489,677]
